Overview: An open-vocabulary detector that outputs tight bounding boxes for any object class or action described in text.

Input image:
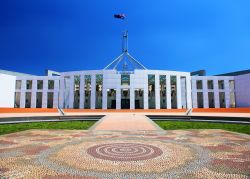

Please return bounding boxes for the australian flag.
[114,14,126,20]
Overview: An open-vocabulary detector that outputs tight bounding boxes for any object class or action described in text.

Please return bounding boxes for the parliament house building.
[0,32,250,109]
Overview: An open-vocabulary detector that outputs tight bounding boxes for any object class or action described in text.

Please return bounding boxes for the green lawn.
[0,121,96,135]
[155,121,250,135]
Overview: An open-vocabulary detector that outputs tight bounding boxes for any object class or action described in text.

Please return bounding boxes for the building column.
[144,87,148,109]
[79,75,85,109]
[91,74,96,109]
[130,88,135,109]
[186,75,192,109]
[31,80,37,108]
[102,88,107,109]
[116,88,121,109]
[144,76,149,109]
[225,80,230,108]
[20,80,26,108]
[180,77,187,109]
[191,80,197,108]
[214,79,220,108]
[102,76,107,110]
[20,92,26,108]
[59,77,65,108]
[42,80,48,108]
[203,79,209,108]
[53,80,60,108]
[155,75,160,109]
[68,76,74,109]
[53,92,58,108]
[176,75,182,109]
[166,75,171,109]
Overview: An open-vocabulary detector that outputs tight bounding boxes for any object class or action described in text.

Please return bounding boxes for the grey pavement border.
[143,115,164,132]
[88,115,108,131]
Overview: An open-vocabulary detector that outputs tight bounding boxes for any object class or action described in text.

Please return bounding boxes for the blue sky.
[0,0,249,75]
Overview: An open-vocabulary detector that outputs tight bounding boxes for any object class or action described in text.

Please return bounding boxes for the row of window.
[14,92,54,108]
[69,74,186,109]
[196,91,236,108]
[16,78,233,91]
[15,80,55,90]
[195,80,235,90]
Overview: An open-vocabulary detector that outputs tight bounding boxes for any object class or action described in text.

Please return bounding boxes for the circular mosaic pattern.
[87,143,163,161]
[36,139,212,177]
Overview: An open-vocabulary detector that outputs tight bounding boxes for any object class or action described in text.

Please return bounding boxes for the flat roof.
[0,69,33,76]
[216,69,250,76]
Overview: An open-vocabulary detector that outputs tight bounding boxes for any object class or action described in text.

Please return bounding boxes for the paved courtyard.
[0,115,249,178]
[91,114,161,131]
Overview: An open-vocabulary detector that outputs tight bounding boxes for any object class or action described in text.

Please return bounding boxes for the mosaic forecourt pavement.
[0,128,249,179]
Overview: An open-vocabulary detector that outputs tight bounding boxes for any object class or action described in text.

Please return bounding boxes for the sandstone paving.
[91,114,161,131]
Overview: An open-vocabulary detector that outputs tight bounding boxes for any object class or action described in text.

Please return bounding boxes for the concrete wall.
[16,76,60,108]
[0,74,16,107]
[235,73,250,107]
[191,76,234,108]
[11,69,250,109]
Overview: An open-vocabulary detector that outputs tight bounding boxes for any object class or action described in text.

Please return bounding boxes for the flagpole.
[103,14,147,71]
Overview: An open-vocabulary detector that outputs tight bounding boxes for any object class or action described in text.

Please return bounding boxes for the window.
[84,75,91,109]
[37,80,43,89]
[219,92,225,108]
[36,92,42,108]
[74,76,80,109]
[229,80,235,90]
[196,80,202,89]
[135,89,144,109]
[148,74,155,109]
[25,92,31,108]
[47,92,54,108]
[160,75,166,109]
[181,76,187,109]
[107,89,116,109]
[197,92,204,108]
[26,80,32,90]
[14,92,21,108]
[48,80,54,89]
[95,74,103,109]
[64,76,70,108]
[218,80,224,89]
[121,74,130,85]
[171,76,177,109]
[15,80,22,90]
[207,80,214,89]
[208,92,215,108]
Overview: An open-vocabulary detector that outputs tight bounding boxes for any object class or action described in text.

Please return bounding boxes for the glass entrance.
[121,89,130,109]
[107,89,116,109]
[121,99,130,109]
[135,89,144,109]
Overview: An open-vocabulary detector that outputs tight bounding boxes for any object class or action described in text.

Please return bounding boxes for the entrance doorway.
[121,89,130,109]
[135,89,144,109]
[107,89,116,109]
[121,99,130,109]
[111,100,116,109]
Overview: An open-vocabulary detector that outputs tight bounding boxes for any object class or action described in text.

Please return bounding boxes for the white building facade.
[0,32,249,109]
[1,68,249,109]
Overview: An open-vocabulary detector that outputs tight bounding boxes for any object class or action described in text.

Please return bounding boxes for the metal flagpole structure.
[103,32,147,71]
[103,53,124,70]
[104,14,147,72]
